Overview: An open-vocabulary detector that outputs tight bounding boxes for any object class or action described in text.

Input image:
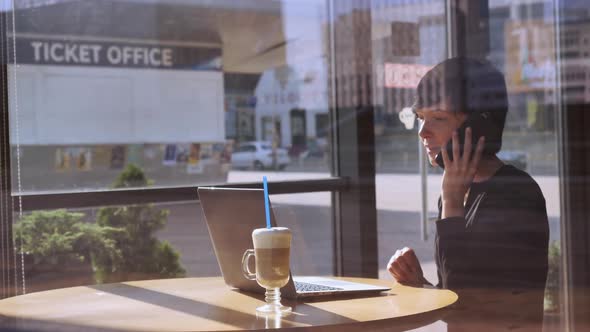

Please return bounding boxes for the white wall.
[8,65,224,145]
[254,58,329,147]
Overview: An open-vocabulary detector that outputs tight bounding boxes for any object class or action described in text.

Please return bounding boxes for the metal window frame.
[554,1,590,328]
[328,0,378,278]
[15,177,349,211]
[0,11,16,299]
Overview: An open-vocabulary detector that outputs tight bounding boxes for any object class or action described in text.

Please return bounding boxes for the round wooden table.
[0,277,458,331]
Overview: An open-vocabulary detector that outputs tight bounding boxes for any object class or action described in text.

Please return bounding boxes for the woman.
[388,57,549,296]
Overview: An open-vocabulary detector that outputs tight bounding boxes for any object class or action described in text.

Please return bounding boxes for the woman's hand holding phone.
[440,127,485,219]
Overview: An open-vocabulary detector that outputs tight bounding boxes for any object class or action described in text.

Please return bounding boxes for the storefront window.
[6,0,334,294]
[9,0,333,194]
[1,1,588,331]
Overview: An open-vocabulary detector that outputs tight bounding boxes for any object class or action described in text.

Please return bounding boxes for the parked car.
[231,141,290,170]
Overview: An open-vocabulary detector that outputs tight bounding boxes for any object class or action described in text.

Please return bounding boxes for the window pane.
[4,0,587,331]
[373,0,447,285]
[489,2,563,330]
[6,1,336,296]
[374,1,564,331]
[14,190,332,293]
[8,0,332,195]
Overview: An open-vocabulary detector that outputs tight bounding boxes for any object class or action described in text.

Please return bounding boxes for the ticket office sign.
[10,37,222,71]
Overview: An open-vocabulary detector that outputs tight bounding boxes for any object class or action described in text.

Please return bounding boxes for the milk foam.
[252,227,291,249]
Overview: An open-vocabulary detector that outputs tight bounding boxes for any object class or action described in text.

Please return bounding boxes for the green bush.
[92,164,185,283]
[112,163,154,188]
[14,164,185,285]
[14,209,121,272]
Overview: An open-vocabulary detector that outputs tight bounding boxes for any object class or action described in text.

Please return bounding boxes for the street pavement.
[227,170,561,217]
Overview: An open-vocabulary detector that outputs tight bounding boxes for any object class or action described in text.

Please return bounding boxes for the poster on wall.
[93,146,112,169]
[163,144,177,166]
[56,147,93,171]
[75,148,92,171]
[186,143,203,174]
[110,145,126,169]
[55,148,71,171]
[504,21,555,91]
[176,144,189,163]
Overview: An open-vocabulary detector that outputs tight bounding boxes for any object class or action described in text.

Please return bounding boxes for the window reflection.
[7,0,335,298]
[14,191,332,293]
[374,0,564,331]
[3,0,587,331]
[9,0,332,194]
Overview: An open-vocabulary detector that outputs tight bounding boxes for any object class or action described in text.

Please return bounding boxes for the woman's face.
[416,100,467,167]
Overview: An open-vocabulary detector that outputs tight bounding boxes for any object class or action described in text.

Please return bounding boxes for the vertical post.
[0,10,16,299]
[559,101,590,332]
[329,0,378,278]
[445,0,490,60]
[551,2,572,329]
[555,0,590,321]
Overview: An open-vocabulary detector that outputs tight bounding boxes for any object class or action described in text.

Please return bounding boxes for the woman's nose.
[418,121,431,139]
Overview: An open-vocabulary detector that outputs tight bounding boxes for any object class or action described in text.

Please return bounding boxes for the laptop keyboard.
[294,281,343,293]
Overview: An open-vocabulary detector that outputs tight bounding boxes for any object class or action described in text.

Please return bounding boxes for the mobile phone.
[435,111,497,169]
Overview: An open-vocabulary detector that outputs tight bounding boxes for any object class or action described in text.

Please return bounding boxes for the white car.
[231,141,290,170]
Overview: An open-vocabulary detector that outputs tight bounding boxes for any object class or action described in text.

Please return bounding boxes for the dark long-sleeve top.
[435,164,549,291]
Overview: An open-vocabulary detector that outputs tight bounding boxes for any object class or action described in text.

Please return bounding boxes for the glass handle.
[241,249,256,280]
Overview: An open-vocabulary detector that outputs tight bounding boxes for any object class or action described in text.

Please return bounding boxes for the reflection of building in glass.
[9,0,581,183]
[366,0,567,174]
[8,0,290,191]
[224,73,260,143]
[504,18,590,130]
[371,3,446,138]
[370,0,566,135]
[559,22,590,103]
[254,58,329,154]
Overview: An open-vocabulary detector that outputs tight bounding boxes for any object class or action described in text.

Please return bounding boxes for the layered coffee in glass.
[242,227,292,315]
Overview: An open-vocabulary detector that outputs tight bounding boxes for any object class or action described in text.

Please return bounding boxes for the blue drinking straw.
[263,176,271,229]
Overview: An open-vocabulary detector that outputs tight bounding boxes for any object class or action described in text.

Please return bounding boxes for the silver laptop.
[197,186,390,299]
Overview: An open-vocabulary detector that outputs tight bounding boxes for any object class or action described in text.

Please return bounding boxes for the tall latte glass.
[241,227,292,315]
